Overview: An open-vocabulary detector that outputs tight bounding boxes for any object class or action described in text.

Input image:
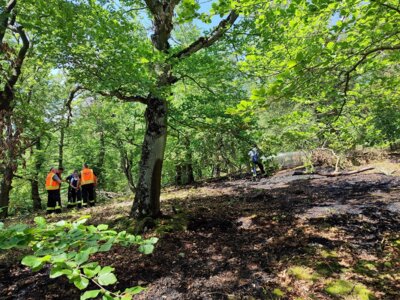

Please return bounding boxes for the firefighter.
[45,167,64,213]
[66,170,81,208]
[80,163,97,207]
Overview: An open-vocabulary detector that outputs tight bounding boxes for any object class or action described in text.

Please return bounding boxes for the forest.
[0,0,399,299]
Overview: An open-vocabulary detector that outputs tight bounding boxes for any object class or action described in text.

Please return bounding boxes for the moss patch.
[288,266,319,281]
[325,279,374,300]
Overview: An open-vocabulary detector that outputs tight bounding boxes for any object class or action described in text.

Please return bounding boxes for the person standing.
[80,163,97,207]
[248,145,265,179]
[66,170,81,208]
[45,167,63,214]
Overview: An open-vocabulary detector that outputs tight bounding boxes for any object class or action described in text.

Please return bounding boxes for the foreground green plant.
[0,216,158,299]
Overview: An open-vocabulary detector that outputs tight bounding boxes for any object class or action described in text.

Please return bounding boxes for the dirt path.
[1,171,399,299]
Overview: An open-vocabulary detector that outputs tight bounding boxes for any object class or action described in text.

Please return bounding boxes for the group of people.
[45,163,98,213]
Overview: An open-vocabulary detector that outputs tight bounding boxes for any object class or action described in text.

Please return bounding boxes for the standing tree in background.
[0,0,30,218]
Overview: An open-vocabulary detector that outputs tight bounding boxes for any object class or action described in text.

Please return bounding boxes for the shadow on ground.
[1,173,399,299]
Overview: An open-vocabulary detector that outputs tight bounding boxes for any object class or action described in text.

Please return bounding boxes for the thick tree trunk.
[0,163,13,219]
[131,97,167,218]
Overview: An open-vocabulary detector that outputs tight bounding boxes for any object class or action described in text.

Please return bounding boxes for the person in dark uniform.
[66,170,81,208]
[80,163,97,207]
[45,167,64,214]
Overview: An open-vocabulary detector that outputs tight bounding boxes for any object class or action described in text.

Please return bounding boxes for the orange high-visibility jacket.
[45,171,60,190]
[81,168,95,185]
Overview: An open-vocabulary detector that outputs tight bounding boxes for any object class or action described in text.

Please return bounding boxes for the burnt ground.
[1,170,400,299]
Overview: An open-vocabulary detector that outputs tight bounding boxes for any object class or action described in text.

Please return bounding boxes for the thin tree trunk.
[121,149,136,193]
[131,97,167,218]
[32,138,42,210]
[184,138,194,184]
[186,163,194,184]
[31,180,41,210]
[97,130,105,179]
[58,124,64,169]
[0,163,13,219]
[175,165,182,185]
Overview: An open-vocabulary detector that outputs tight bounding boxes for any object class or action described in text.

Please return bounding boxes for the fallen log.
[293,167,375,177]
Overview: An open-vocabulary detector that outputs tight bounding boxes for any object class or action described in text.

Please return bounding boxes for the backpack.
[252,151,259,163]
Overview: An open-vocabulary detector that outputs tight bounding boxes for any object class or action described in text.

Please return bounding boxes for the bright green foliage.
[231,0,400,153]
[0,216,158,299]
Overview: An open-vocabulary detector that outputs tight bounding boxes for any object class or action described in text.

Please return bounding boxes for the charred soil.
[1,170,400,299]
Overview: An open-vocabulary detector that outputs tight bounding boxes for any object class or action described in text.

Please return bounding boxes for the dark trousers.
[67,187,82,208]
[252,161,265,176]
[81,184,95,206]
[47,190,61,213]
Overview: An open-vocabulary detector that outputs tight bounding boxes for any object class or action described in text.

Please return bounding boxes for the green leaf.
[55,220,67,227]
[287,60,297,68]
[74,276,89,290]
[21,255,43,269]
[8,224,28,232]
[51,253,67,263]
[34,216,46,226]
[99,242,113,252]
[83,265,101,278]
[99,266,114,275]
[0,222,3,230]
[124,286,146,295]
[326,41,335,50]
[138,244,154,255]
[76,251,90,265]
[50,266,72,278]
[81,290,101,300]
[97,272,117,286]
[97,224,108,231]
[146,237,159,244]
[102,294,114,300]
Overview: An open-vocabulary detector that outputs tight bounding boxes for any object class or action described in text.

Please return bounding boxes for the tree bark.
[0,162,14,219]
[186,163,195,184]
[31,138,42,210]
[58,124,64,169]
[96,129,106,179]
[131,97,167,218]
[31,179,41,210]
[121,149,136,193]
[175,165,182,185]
[0,3,29,219]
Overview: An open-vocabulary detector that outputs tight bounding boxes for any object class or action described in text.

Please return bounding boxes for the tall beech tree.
[0,0,30,217]
[26,0,239,218]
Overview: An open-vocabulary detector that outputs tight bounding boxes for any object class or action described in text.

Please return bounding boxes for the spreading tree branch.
[180,74,216,95]
[172,10,239,60]
[0,22,29,111]
[64,85,83,125]
[336,44,400,119]
[97,89,149,105]
[371,0,400,14]
[0,0,17,44]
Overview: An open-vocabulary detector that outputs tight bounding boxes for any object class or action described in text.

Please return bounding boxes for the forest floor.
[1,160,400,300]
